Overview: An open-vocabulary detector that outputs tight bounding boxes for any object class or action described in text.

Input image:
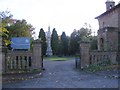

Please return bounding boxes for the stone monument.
[46,26,53,56]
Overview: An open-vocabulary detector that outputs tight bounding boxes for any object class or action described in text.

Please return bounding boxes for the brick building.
[95,0,120,52]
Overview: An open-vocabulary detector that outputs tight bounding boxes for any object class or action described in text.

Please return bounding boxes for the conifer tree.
[61,32,69,56]
[51,28,59,55]
[38,28,47,55]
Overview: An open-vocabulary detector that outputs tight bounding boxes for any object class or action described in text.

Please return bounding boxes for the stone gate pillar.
[80,41,90,69]
[32,39,42,70]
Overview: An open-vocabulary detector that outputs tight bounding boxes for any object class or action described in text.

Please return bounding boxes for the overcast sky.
[0,0,120,38]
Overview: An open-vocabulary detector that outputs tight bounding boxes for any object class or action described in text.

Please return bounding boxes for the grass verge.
[44,56,73,61]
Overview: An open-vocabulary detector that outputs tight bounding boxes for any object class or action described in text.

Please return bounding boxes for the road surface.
[3,59,118,88]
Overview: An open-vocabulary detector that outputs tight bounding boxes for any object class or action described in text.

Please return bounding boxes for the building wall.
[97,5,120,51]
[118,8,120,28]
[98,8,119,29]
[97,29,106,51]
[107,28,118,51]
[97,27,118,51]
[118,32,120,51]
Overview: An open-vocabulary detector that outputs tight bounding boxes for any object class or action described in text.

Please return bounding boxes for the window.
[110,5,113,9]
[100,38,104,50]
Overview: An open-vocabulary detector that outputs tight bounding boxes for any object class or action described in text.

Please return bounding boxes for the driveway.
[2,58,118,88]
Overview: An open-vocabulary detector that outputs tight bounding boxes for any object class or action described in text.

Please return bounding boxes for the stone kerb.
[32,39,42,70]
[80,41,90,69]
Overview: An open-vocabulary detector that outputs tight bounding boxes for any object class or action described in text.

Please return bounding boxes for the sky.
[0,0,120,38]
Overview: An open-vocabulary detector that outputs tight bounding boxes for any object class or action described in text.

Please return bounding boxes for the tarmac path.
[2,59,118,88]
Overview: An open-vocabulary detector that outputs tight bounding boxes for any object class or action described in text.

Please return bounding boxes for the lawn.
[44,56,73,61]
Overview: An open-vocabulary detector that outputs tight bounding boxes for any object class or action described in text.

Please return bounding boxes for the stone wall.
[1,39,42,73]
[89,51,118,65]
[79,42,119,69]
[5,51,32,72]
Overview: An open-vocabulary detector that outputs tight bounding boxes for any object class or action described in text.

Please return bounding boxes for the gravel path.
[3,59,118,88]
